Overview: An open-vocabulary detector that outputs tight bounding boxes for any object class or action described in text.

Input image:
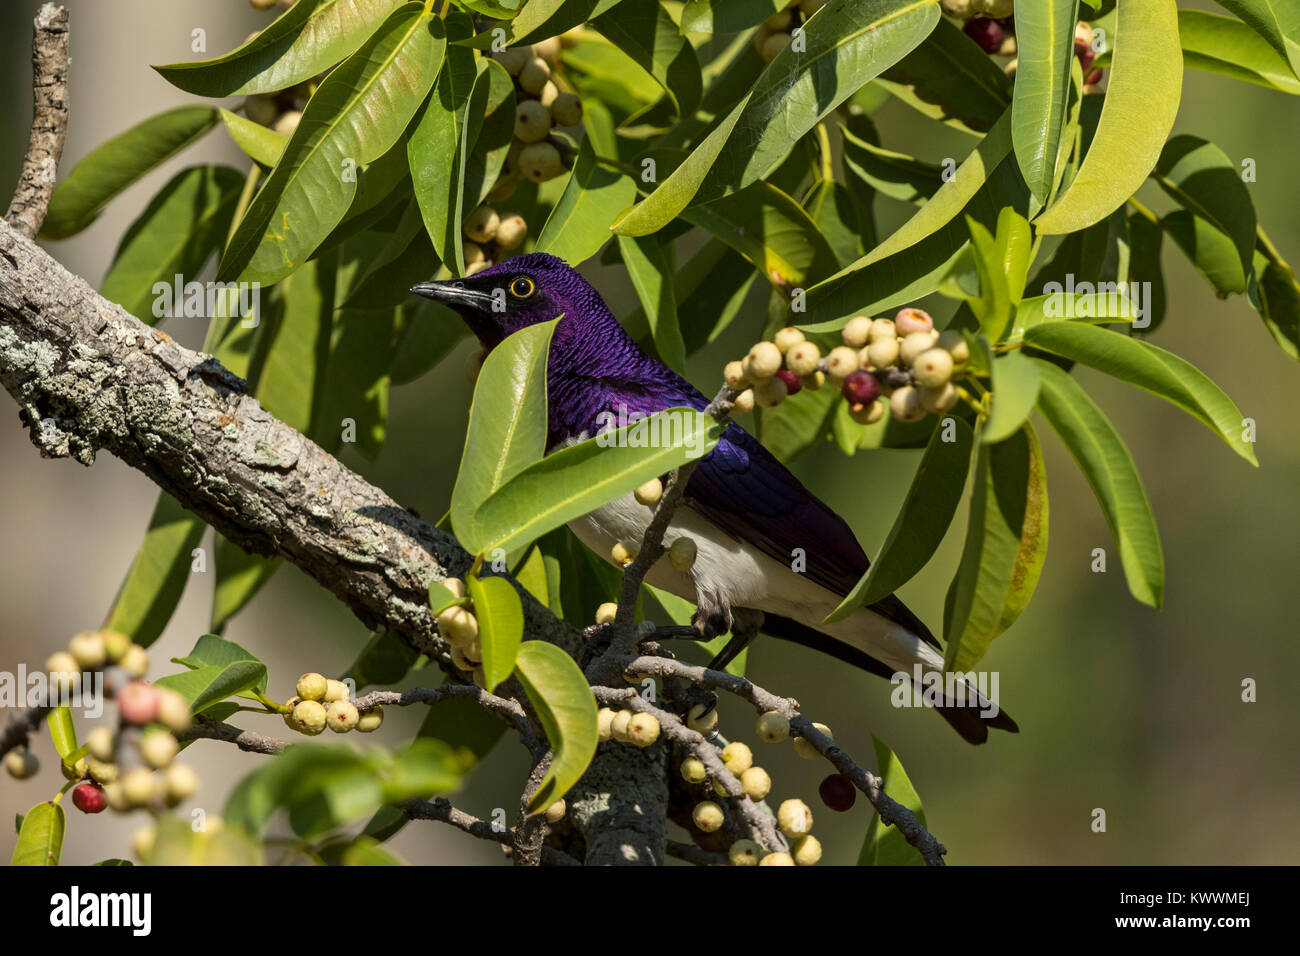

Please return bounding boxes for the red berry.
[818,773,857,812]
[1075,39,1095,70]
[841,369,880,405]
[118,681,159,726]
[72,782,107,814]
[964,18,1004,55]
[774,369,802,396]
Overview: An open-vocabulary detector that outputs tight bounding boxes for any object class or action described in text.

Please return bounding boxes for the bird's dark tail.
[758,614,1019,745]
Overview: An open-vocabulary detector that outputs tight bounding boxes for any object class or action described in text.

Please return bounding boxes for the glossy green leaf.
[463,59,517,212]
[826,418,973,624]
[461,408,725,556]
[1127,212,1167,332]
[451,320,559,548]
[41,105,218,239]
[618,234,685,375]
[317,305,396,459]
[465,0,624,48]
[513,641,599,814]
[466,574,524,691]
[758,377,840,464]
[612,0,940,235]
[594,0,702,117]
[943,423,1049,672]
[513,545,551,606]
[1023,323,1257,464]
[1033,359,1162,607]
[48,707,76,760]
[155,0,407,96]
[211,539,282,633]
[679,0,785,33]
[984,350,1041,444]
[803,178,871,267]
[839,122,941,205]
[1179,9,1300,94]
[103,493,205,648]
[11,803,64,867]
[100,166,244,323]
[219,108,287,167]
[1012,0,1079,203]
[1249,230,1300,361]
[1006,290,1138,342]
[389,300,468,383]
[535,103,636,264]
[220,5,444,285]
[1215,0,1300,80]
[1034,0,1182,234]
[171,634,269,688]
[858,738,925,867]
[1161,209,1249,296]
[341,206,437,311]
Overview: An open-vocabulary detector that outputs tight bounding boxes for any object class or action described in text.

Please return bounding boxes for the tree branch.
[4,3,69,240]
[400,797,581,866]
[178,718,287,755]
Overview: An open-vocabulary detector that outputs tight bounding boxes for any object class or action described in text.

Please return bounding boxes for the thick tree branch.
[4,3,69,240]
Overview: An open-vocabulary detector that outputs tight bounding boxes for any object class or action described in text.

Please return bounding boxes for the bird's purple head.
[410,253,612,350]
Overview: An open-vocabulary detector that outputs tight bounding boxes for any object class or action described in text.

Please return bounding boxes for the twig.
[400,797,581,866]
[5,3,69,240]
[177,718,287,755]
[352,685,540,753]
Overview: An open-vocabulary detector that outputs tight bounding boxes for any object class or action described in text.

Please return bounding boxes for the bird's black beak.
[410,279,494,311]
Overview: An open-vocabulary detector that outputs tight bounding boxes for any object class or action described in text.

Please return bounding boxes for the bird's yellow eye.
[509,276,535,299]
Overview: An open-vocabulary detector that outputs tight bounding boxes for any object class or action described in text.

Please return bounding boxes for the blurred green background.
[1,0,1296,865]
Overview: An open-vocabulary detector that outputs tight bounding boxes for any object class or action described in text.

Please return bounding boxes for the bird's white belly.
[566,492,944,675]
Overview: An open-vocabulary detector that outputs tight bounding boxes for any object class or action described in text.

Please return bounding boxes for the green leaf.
[1012,0,1079,203]
[462,58,517,212]
[513,641,599,814]
[1161,210,1249,297]
[1023,323,1257,465]
[513,545,551,606]
[535,102,637,265]
[1034,0,1182,234]
[1179,9,1300,94]
[156,659,267,715]
[758,379,840,464]
[389,300,467,383]
[1033,359,1162,607]
[48,707,77,760]
[679,0,786,33]
[803,178,871,267]
[618,235,685,375]
[317,306,395,459]
[1249,230,1300,361]
[100,166,244,323]
[451,320,560,548]
[219,5,445,285]
[154,0,408,96]
[460,407,724,556]
[984,350,1041,444]
[839,122,941,205]
[140,814,263,865]
[41,105,218,239]
[1005,289,1139,342]
[1215,0,1300,81]
[466,574,524,691]
[611,0,940,235]
[11,803,64,867]
[429,580,468,615]
[103,493,206,648]
[943,423,1049,672]
[341,836,406,865]
[826,418,973,624]
[252,254,336,435]
[858,738,925,867]
[219,108,287,167]
[464,0,625,48]
[171,633,270,691]
[593,0,702,118]
[1127,212,1167,332]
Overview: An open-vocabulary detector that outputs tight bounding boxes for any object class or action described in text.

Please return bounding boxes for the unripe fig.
[759,851,796,866]
[46,651,80,694]
[760,31,791,63]
[346,705,380,734]
[119,645,149,679]
[756,711,790,743]
[273,110,301,138]
[721,741,753,775]
[537,80,559,108]
[668,537,698,572]
[118,681,160,726]
[62,757,87,783]
[687,703,718,734]
[774,326,805,353]
[531,36,563,66]
[850,400,886,426]
[163,763,199,806]
[250,0,277,11]
[292,699,327,736]
[595,603,618,626]
[324,679,349,703]
[940,0,976,20]
[518,142,564,182]
[680,756,707,784]
[819,773,857,811]
[544,799,566,823]
[764,9,793,30]
[103,781,130,813]
[72,782,107,814]
[752,376,788,408]
[611,540,637,567]
[87,726,116,762]
[156,688,192,733]
[723,360,749,388]
[711,776,729,798]
[774,369,802,396]
[731,388,755,415]
[1004,57,1018,79]
[464,241,486,268]
[729,839,763,866]
[634,478,663,507]
[936,329,970,365]
[999,34,1017,56]
[869,317,898,342]
[841,369,880,405]
[610,709,634,743]
[895,307,935,336]
[495,214,527,250]
[692,800,725,832]
[777,798,814,837]
[69,631,107,670]
[518,57,552,95]
[899,329,940,366]
[628,712,661,747]
[102,631,131,664]
[866,336,900,370]
[450,644,477,672]
[890,385,926,423]
[785,341,821,376]
[4,749,38,780]
[801,371,826,391]
[121,767,156,808]
[919,383,959,414]
[794,722,833,759]
[514,100,553,143]
[327,700,360,733]
[742,341,782,381]
[841,316,873,348]
[792,834,823,865]
[912,347,954,387]
[495,47,531,75]
[596,707,617,741]
[438,605,479,645]
[825,346,859,381]
[964,17,1004,54]
[462,205,500,243]
[87,757,118,784]
[296,672,327,701]
[140,730,178,769]
[551,92,583,127]
[752,24,774,55]
[487,175,518,204]
[740,765,771,801]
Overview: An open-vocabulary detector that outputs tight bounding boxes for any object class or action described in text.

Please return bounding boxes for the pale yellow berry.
[742,341,782,381]
[326,700,359,733]
[140,730,178,770]
[752,376,788,408]
[628,713,661,747]
[45,651,80,694]
[595,602,618,625]
[121,767,156,807]
[755,711,790,743]
[869,317,897,342]
[680,756,707,784]
[596,707,617,741]
[119,645,149,678]
[442,577,467,599]
[323,679,349,703]
[866,336,900,370]
[800,0,826,15]
[692,801,725,832]
[272,110,301,138]
[611,709,634,743]
[296,672,327,701]
[495,214,527,250]
[514,100,553,143]
[784,341,821,376]
[712,777,729,797]
[4,750,38,780]
[69,631,107,670]
[777,798,814,837]
[760,31,790,62]
[899,330,940,366]
[282,697,302,732]
[793,722,833,759]
[462,205,500,243]
[850,400,886,426]
[890,385,926,423]
[438,605,479,645]
[912,348,955,387]
[740,766,771,800]
[356,706,384,733]
[551,92,583,127]
[87,727,116,762]
[723,360,749,389]
[731,389,755,415]
[919,383,959,413]
[841,316,873,348]
[156,688,192,733]
[163,763,199,806]
[611,540,637,567]
[103,781,130,813]
[634,478,663,507]
[801,371,826,391]
[721,741,753,775]
[495,47,531,75]
[102,631,131,663]
[1075,20,1094,48]
[531,36,563,65]
[774,326,805,353]
[544,799,566,823]
[292,699,327,736]
[894,306,935,336]
[687,703,718,734]
[825,346,859,381]
[518,142,564,182]
[936,329,970,365]
[87,757,118,784]
[791,834,823,865]
[537,80,559,108]
[1005,57,1019,79]
[668,537,697,573]
[729,839,763,866]
[759,851,796,866]
[518,57,552,95]
[450,644,477,672]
